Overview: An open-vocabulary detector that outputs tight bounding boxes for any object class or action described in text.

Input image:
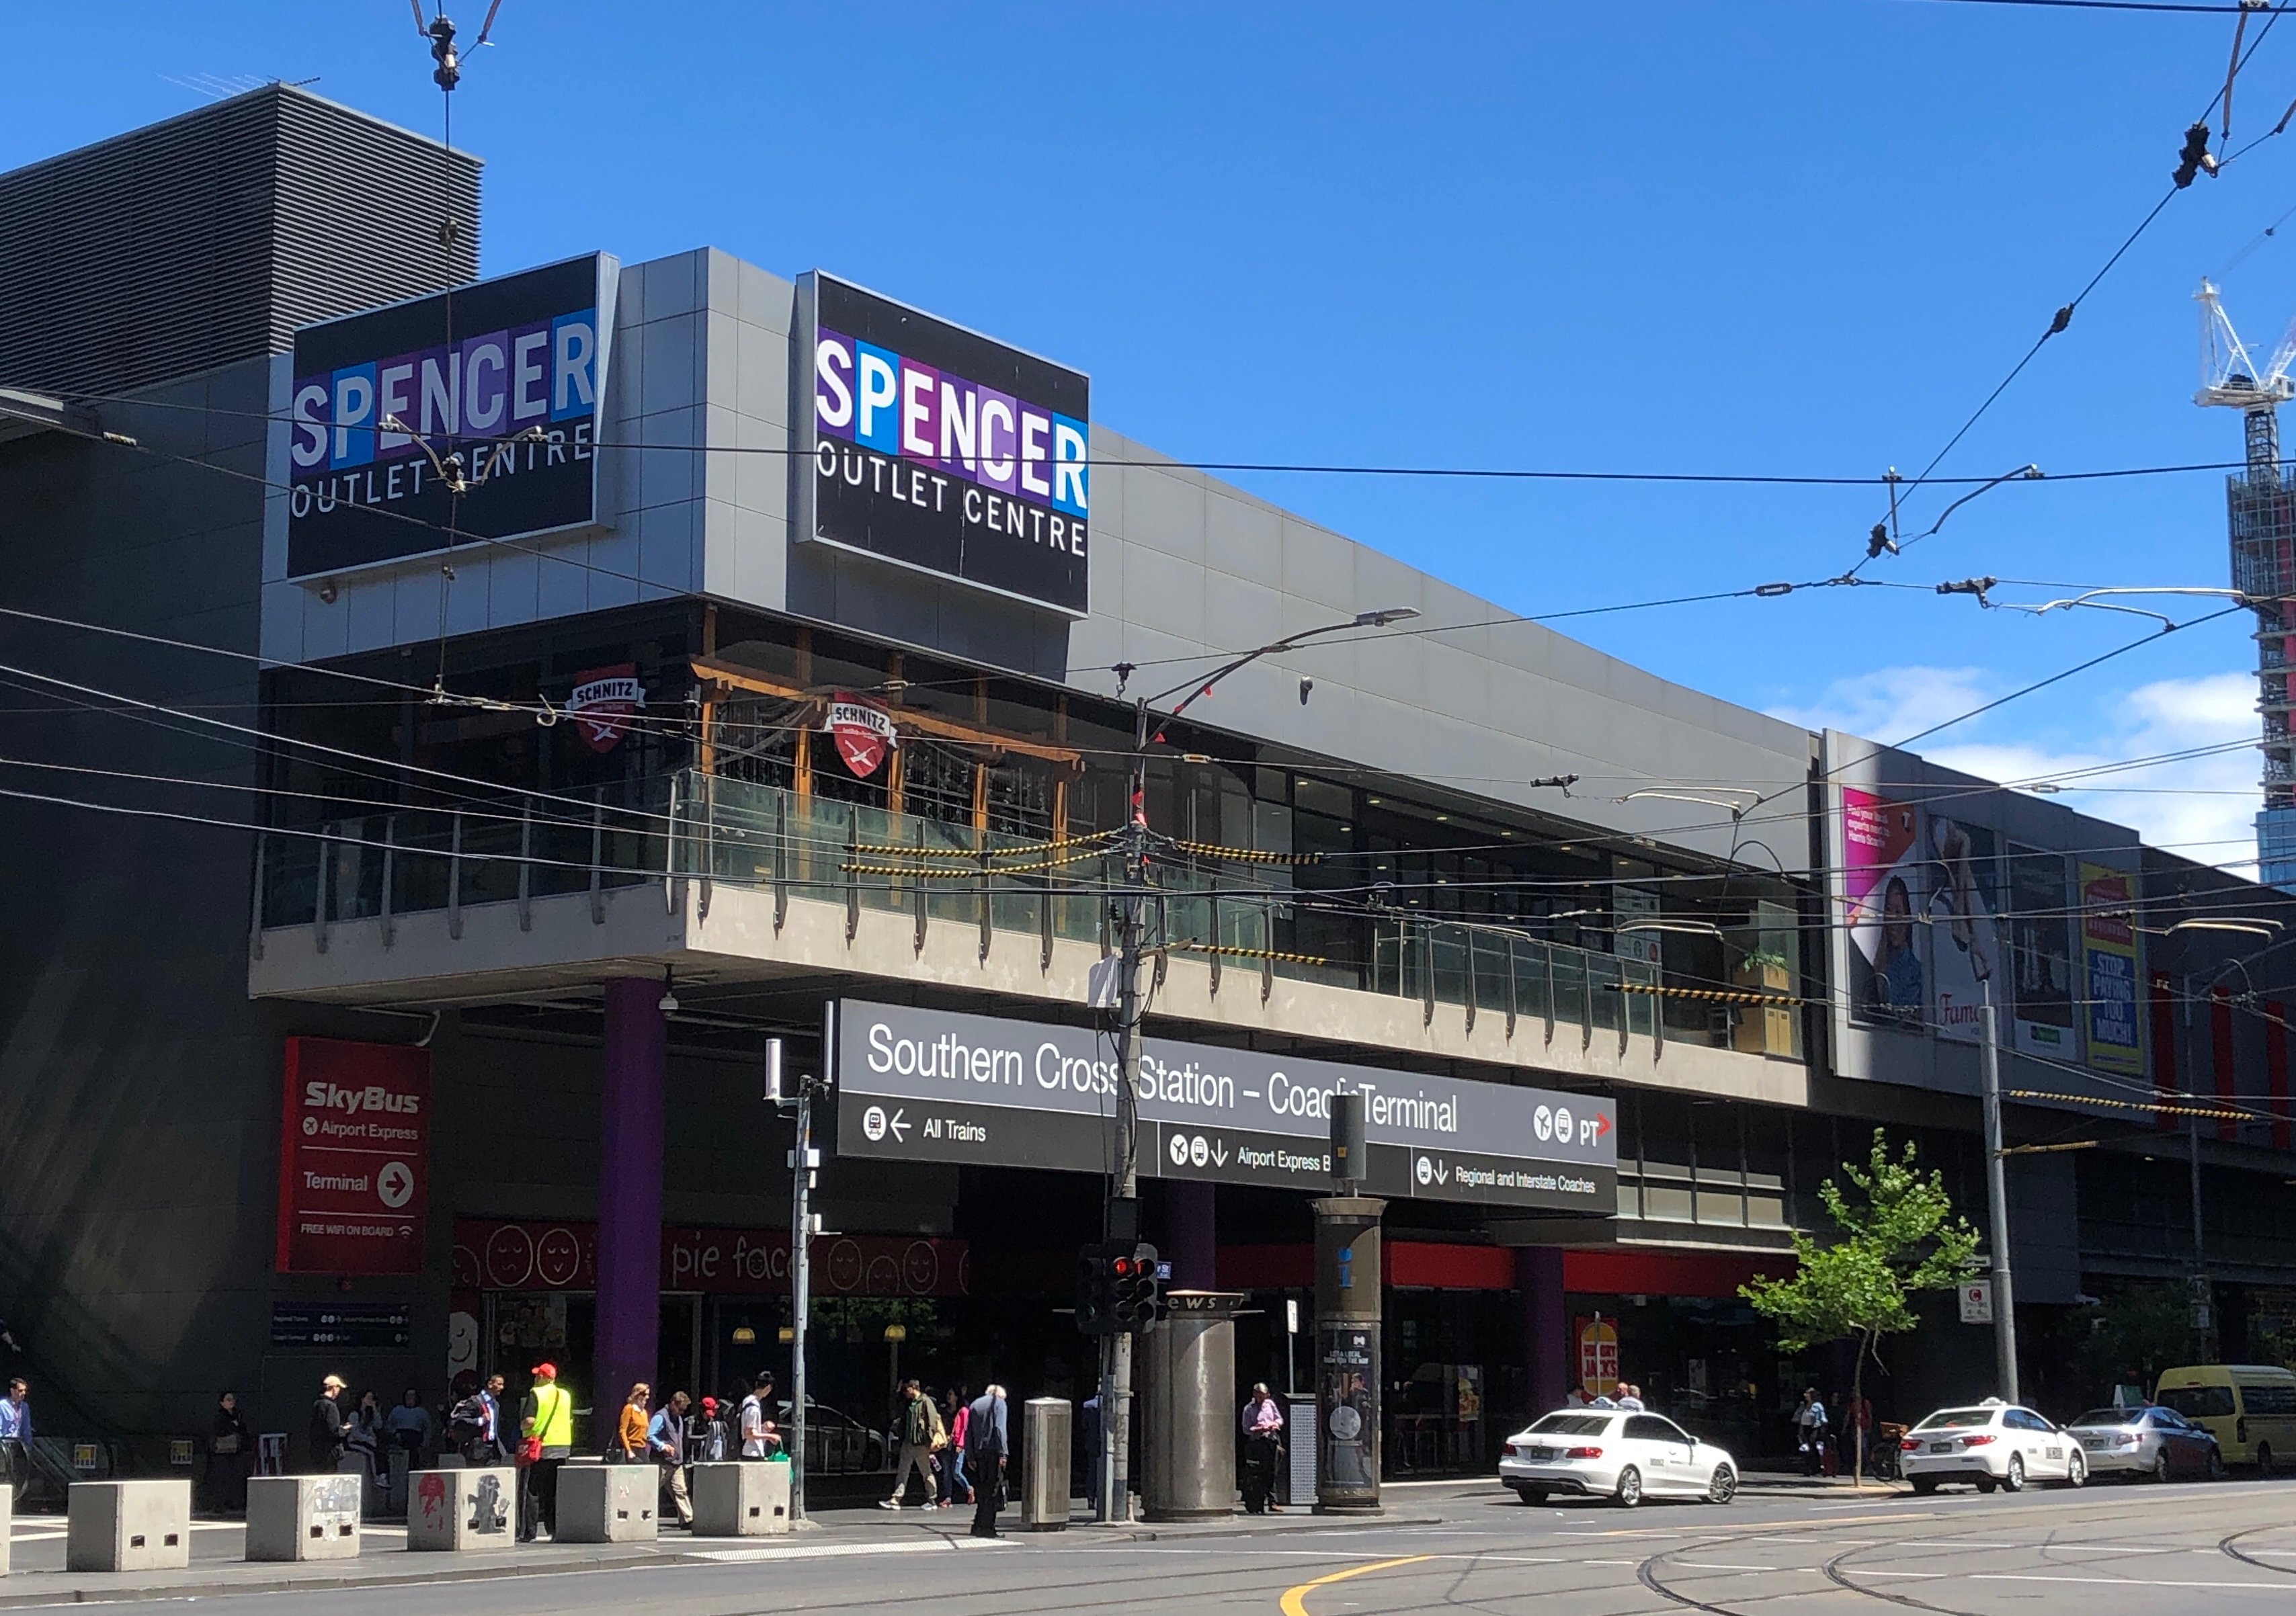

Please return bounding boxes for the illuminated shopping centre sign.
[797,273,1090,616]
[830,1000,1614,1212]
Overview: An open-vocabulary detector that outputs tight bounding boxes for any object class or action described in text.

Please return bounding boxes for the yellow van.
[2154,1365,2296,1472]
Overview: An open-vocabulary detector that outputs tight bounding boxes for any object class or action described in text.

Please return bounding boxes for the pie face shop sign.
[798,273,1090,616]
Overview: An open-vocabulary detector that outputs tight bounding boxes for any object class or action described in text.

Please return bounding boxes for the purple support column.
[1167,1181,1217,1289]
[596,977,667,1413]
[1517,1245,1568,1414]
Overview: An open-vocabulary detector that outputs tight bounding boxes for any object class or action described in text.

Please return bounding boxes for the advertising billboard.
[276,1037,429,1275]
[1925,813,2000,1044]
[286,253,616,579]
[1843,787,1926,1029]
[2079,862,2145,1074]
[797,273,1090,615]
[829,999,1614,1212]
[2006,844,2080,1060]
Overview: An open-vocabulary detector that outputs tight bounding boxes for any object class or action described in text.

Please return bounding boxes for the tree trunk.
[1850,1330,1869,1488]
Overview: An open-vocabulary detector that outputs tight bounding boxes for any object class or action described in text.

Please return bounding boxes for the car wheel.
[2258,1443,2275,1478]
[2208,1447,2226,1481]
[2153,1450,2172,1483]
[1614,1465,1643,1508]
[1910,1476,1938,1495]
[1974,1476,1996,1494]
[1512,1484,1547,1505]
[1706,1464,1737,1505]
[2063,1453,2086,1490]
[2002,1455,2025,1494]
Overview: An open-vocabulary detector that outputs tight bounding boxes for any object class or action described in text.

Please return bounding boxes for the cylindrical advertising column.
[1311,1197,1385,1515]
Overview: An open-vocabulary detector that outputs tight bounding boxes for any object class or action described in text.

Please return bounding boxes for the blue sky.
[11,1,2295,861]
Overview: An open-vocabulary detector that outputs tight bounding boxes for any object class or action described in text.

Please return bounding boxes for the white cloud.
[1768,667,2264,871]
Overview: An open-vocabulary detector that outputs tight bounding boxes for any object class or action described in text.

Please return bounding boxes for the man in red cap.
[518,1363,574,1541]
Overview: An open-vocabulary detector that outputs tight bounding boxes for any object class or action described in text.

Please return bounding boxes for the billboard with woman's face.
[1926,814,2000,1044]
[1844,788,1927,1029]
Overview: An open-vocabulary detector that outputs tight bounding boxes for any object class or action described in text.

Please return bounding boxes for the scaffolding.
[2227,443,2296,885]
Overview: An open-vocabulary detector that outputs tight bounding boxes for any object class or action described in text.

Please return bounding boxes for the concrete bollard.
[552,1463,657,1543]
[406,1467,516,1552]
[66,1479,192,1572]
[2,1480,11,1574]
[689,1461,791,1536]
[245,1474,362,1562]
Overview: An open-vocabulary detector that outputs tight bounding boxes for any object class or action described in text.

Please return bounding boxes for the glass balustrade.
[257,770,1787,1054]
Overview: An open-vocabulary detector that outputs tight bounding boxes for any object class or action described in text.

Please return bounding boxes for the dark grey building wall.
[0,85,479,399]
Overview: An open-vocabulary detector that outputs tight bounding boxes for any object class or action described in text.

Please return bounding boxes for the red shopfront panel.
[2149,971,2179,1132]
[2269,1000,2291,1152]
[1564,1248,1787,1300]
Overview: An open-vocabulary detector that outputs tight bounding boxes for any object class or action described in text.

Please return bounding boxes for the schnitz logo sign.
[825,693,897,777]
[567,664,645,753]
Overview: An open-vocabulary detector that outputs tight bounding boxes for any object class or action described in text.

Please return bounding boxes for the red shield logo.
[567,663,645,753]
[825,693,897,778]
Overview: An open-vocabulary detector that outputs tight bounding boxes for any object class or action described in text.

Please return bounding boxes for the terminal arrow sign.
[888,1108,910,1142]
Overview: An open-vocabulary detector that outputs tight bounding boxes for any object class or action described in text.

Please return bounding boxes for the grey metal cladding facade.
[0,85,478,398]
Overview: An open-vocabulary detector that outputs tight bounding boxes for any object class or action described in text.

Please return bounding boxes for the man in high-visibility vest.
[518,1362,575,1542]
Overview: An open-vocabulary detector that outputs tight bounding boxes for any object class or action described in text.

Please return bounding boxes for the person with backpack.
[881,1380,940,1508]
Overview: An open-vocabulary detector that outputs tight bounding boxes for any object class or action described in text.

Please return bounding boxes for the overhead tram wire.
[1852,4,2284,573]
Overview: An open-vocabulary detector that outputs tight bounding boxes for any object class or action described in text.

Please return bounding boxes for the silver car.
[2061,1404,2223,1482]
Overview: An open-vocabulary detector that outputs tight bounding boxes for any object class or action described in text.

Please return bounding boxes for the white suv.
[1500,1409,1738,1507]
[1899,1399,2087,1495]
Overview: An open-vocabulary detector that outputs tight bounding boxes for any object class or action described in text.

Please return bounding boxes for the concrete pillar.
[596,976,667,1414]
[1517,1246,1568,1415]
[1167,1181,1217,1288]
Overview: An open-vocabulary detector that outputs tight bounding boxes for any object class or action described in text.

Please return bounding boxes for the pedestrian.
[518,1362,574,1542]
[308,1375,348,1475]
[348,1390,384,1487]
[942,1388,972,1506]
[1795,1388,1828,1478]
[1564,1386,1588,1408]
[1081,1391,1102,1512]
[615,1383,651,1462]
[1616,1382,1646,1412]
[882,1379,939,1508]
[382,1386,432,1513]
[0,1377,31,1495]
[694,1396,727,1461]
[965,1383,1009,1539]
[649,1390,694,1528]
[739,1372,780,1458]
[207,1390,251,1514]
[1239,1382,1284,1515]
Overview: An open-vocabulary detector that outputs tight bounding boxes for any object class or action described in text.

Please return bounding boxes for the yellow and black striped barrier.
[1610,982,1814,1007]
[1169,941,1329,968]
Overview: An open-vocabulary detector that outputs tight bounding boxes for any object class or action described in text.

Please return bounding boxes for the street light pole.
[1977,974,2020,1405]
[1094,607,1420,1525]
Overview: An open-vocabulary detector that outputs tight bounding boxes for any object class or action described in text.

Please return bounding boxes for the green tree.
[1741,1130,1979,1483]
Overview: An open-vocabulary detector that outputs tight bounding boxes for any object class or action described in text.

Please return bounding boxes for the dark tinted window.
[2159,1386,2237,1420]
[1914,1408,1998,1431]
[1625,1415,1677,1443]
[2070,1409,2131,1429]
[2238,1384,2296,1416]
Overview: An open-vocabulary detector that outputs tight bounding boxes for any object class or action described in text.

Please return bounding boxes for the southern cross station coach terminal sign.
[798,273,1091,616]
[285,254,616,579]
[830,1001,1615,1211]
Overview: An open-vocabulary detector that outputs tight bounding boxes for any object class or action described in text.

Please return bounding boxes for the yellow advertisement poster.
[2078,862,2142,1075]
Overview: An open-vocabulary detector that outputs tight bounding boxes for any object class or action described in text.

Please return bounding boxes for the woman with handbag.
[614,1384,651,1462]
[206,1390,251,1515]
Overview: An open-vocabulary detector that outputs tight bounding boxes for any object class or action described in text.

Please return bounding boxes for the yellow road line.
[1278,1555,1434,1616]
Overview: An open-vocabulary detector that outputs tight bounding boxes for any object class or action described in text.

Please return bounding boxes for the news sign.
[798,273,1090,615]
[285,253,617,579]
[276,1037,430,1275]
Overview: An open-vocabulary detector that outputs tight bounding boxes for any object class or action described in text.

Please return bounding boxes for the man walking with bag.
[881,1379,941,1508]
[649,1390,694,1529]
[517,1363,573,1542]
[965,1384,1008,1539]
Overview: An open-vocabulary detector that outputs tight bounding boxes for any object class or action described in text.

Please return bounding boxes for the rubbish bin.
[245,1474,361,1562]
[1141,1290,1243,1522]
[1021,1399,1071,1530]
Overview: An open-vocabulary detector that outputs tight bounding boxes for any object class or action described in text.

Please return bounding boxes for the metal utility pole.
[1977,976,2020,1405]
[767,1037,820,1522]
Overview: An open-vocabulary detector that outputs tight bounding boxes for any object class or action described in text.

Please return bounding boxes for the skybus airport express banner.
[286,253,616,578]
[828,999,1616,1214]
[276,1037,429,1276]
[797,273,1090,616]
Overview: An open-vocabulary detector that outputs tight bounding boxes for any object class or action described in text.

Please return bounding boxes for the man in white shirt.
[1616,1383,1646,1412]
[739,1372,780,1458]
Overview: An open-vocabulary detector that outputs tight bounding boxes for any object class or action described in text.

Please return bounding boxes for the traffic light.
[1075,1240,1166,1335]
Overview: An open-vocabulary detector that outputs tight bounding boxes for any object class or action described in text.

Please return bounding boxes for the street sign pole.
[1978,976,2020,1405]
[1098,697,1151,1525]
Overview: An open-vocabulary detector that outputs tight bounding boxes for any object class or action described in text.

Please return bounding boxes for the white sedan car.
[1899,1399,2088,1494]
[1500,1408,1738,1506]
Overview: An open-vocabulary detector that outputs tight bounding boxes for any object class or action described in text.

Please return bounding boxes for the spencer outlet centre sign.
[829,1001,1614,1212]
[798,273,1090,616]
[285,254,616,579]
[276,1037,430,1275]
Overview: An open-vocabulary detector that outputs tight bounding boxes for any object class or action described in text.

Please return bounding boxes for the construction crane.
[2195,280,2296,886]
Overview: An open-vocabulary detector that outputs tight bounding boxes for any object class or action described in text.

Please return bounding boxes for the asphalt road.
[8,1477,2296,1614]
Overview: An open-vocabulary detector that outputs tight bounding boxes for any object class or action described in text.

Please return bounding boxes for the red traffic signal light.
[1112,1256,1137,1278]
